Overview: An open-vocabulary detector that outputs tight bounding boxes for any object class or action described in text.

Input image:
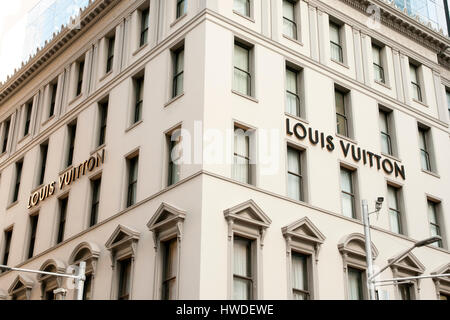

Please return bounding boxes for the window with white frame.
[372,43,385,83]
[285,67,301,117]
[446,89,450,119]
[233,236,254,299]
[340,167,356,219]
[379,108,393,156]
[283,0,298,39]
[287,146,304,201]
[233,41,252,96]
[388,252,424,300]
[167,127,182,187]
[132,75,144,124]
[329,22,343,63]
[427,200,443,248]
[234,0,250,17]
[410,63,422,102]
[233,125,253,185]
[335,88,351,137]
[418,125,433,172]
[139,8,149,47]
[172,46,184,98]
[106,35,115,73]
[388,184,403,235]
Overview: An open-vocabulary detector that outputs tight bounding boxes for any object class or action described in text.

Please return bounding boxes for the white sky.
[0,0,40,83]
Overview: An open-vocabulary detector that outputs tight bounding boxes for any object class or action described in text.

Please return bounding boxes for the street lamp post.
[362,199,376,300]
[0,261,86,300]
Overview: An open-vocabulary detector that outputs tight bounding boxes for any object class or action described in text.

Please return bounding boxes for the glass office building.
[394,0,449,36]
[23,0,89,60]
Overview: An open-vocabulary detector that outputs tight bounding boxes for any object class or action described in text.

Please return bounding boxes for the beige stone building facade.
[0,0,449,300]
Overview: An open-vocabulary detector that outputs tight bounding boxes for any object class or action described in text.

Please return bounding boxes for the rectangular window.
[127,156,139,207]
[66,122,77,167]
[287,146,303,201]
[2,229,13,266]
[90,178,101,227]
[106,36,115,73]
[233,236,253,300]
[283,0,297,39]
[410,64,422,101]
[172,47,184,98]
[133,76,144,124]
[418,126,432,172]
[83,274,93,300]
[233,42,252,96]
[292,252,309,300]
[12,160,23,203]
[388,185,402,235]
[348,267,364,300]
[379,109,393,155]
[399,283,414,300]
[23,101,33,136]
[167,130,181,186]
[98,101,108,147]
[335,89,349,137]
[340,167,356,219]
[76,60,85,97]
[118,258,132,300]
[285,67,300,117]
[49,82,58,118]
[330,22,343,63]
[38,143,49,186]
[162,238,178,300]
[446,89,450,119]
[372,44,385,83]
[428,201,443,248]
[234,0,250,17]
[233,126,251,184]
[140,8,149,47]
[176,0,186,19]
[1,118,11,154]
[57,197,68,244]
[27,214,39,259]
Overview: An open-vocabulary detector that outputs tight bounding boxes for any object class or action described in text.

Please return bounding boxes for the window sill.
[41,114,56,127]
[381,152,402,163]
[125,119,143,133]
[132,43,149,57]
[17,133,31,144]
[374,80,391,90]
[170,13,187,28]
[331,58,349,69]
[285,112,309,125]
[282,34,303,46]
[99,70,113,83]
[422,169,440,179]
[232,10,255,23]
[91,143,106,156]
[336,133,357,145]
[68,93,83,106]
[6,200,19,210]
[231,90,258,103]
[164,93,185,108]
[412,98,428,108]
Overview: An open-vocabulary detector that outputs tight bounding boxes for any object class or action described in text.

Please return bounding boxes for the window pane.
[427,202,437,224]
[389,209,401,234]
[287,174,301,201]
[234,238,251,277]
[287,147,300,174]
[409,64,418,82]
[233,277,251,300]
[418,129,427,150]
[340,169,352,193]
[341,193,354,218]
[165,239,178,279]
[381,133,391,155]
[286,69,297,93]
[420,150,430,171]
[234,45,249,72]
[388,186,398,211]
[234,0,249,16]
[329,23,340,43]
[335,91,345,115]
[372,45,381,64]
[283,0,295,20]
[348,268,363,300]
[292,253,307,291]
[378,111,388,133]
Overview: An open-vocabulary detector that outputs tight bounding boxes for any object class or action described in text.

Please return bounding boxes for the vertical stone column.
[353,28,364,83]
[432,70,449,123]
[308,4,319,62]
[392,49,404,102]
[360,32,371,85]
[399,52,411,104]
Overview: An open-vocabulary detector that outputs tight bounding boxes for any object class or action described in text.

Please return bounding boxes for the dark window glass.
[118,258,132,300]
[162,238,178,300]
[176,0,186,18]
[49,83,58,117]
[13,161,23,203]
[127,156,139,207]
[2,119,10,153]
[28,214,39,259]
[106,36,115,73]
[24,102,33,136]
[2,229,13,266]
[140,9,149,47]
[39,144,49,186]
[90,178,101,227]
[172,47,184,98]
[76,60,85,96]
[233,236,253,300]
[83,273,93,300]
[67,123,77,167]
[57,198,68,244]
[134,77,144,123]
[98,101,108,146]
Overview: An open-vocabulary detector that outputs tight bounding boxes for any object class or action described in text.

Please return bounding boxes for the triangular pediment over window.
[8,274,34,295]
[389,252,425,275]
[223,199,271,228]
[105,224,140,251]
[282,217,325,244]
[432,262,450,277]
[147,202,186,233]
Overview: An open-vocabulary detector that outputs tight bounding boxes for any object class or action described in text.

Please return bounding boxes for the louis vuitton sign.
[28,149,105,209]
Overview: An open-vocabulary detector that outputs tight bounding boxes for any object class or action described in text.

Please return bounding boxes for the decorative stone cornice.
[0,0,120,105]
[337,0,450,65]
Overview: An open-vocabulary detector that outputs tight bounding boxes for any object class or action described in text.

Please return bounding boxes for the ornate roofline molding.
[0,0,120,105]
[337,0,450,61]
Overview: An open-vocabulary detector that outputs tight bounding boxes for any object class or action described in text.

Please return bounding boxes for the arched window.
[37,259,66,300]
[68,241,101,300]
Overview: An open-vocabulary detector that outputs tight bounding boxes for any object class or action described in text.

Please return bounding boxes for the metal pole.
[373,273,450,284]
[0,264,80,279]
[367,245,415,283]
[75,261,86,301]
[362,199,376,300]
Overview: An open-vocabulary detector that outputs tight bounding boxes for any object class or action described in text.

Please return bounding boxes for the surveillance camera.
[375,197,384,211]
